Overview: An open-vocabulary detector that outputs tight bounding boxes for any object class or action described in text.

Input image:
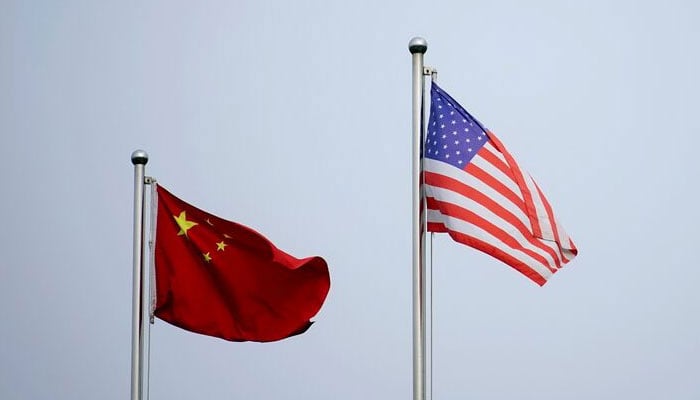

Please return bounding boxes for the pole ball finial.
[131,150,149,165]
[408,37,427,54]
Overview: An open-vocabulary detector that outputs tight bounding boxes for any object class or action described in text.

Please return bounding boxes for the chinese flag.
[153,185,331,342]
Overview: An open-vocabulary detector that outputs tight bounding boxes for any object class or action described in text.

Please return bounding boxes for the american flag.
[424,83,577,285]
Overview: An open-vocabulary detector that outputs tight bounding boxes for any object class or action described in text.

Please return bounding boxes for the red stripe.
[426,197,557,273]
[533,180,560,240]
[463,162,527,215]
[485,131,543,238]
[518,181,563,267]
[425,172,562,269]
[476,146,516,183]
[532,180,578,262]
[441,227,547,286]
[427,221,448,233]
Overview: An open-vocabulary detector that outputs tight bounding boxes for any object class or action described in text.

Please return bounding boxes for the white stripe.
[546,213,575,263]
[521,172,553,240]
[470,154,523,202]
[535,234,564,268]
[426,209,553,280]
[482,142,507,164]
[561,247,576,263]
[530,176,575,250]
[523,180,567,267]
[478,143,521,195]
[526,175,576,263]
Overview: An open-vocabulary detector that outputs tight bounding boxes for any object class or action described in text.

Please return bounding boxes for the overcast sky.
[2,1,699,399]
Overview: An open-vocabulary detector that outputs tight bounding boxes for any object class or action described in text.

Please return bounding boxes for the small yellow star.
[203,252,212,263]
[223,233,232,239]
[173,211,198,237]
[216,241,227,251]
[206,218,214,226]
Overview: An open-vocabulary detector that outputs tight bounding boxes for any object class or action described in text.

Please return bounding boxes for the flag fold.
[153,185,330,342]
[424,83,577,285]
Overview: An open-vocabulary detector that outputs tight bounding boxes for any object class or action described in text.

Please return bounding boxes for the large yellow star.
[173,211,198,237]
[216,241,227,251]
[203,252,212,263]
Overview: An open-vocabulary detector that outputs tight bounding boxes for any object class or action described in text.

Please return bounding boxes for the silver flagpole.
[131,150,149,400]
[409,36,427,400]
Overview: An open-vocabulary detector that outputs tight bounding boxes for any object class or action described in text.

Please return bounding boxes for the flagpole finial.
[408,37,427,54]
[131,150,149,165]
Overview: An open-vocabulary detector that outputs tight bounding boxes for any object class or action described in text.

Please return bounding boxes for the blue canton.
[425,83,489,169]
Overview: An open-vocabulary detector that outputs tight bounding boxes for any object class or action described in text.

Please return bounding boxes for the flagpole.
[409,36,427,400]
[131,149,149,400]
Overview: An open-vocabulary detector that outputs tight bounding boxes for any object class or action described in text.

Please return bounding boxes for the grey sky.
[1,0,698,399]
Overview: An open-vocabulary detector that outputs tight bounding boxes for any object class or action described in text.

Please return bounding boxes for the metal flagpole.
[409,36,427,400]
[131,149,149,400]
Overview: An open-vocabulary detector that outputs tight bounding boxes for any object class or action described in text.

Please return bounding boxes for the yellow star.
[216,241,227,251]
[173,211,198,237]
[203,252,212,263]
[223,233,232,239]
[206,218,214,226]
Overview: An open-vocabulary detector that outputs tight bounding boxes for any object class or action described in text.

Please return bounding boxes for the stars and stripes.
[424,83,577,285]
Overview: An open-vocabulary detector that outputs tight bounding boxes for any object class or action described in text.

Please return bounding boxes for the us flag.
[424,83,578,285]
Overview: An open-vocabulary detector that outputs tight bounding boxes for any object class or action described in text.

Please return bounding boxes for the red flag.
[153,185,330,342]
